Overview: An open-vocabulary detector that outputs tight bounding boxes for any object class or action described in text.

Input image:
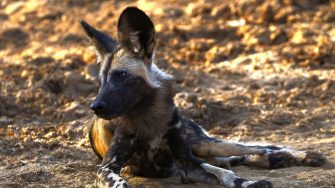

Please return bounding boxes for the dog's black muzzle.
[90,101,107,115]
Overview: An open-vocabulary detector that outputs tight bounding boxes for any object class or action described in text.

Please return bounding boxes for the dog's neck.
[113,80,175,140]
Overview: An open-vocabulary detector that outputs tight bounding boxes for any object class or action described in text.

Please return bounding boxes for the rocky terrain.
[0,0,334,187]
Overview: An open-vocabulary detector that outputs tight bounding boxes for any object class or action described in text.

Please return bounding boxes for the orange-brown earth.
[0,0,334,187]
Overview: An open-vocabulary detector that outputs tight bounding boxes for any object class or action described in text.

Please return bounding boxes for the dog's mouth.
[94,112,119,120]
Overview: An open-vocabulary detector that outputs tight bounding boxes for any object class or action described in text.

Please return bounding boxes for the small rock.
[61,33,85,44]
[64,72,97,97]
[211,4,232,19]
[205,42,244,63]
[189,39,210,52]
[67,0,86,7]
[0,13,9,21]
[209,126,228,135]
[198,98,207,106]
[38,11,63,20]
[29,56,54,66]
[186,94,198,103]
[291,29,315,44]
[36,155,55,163]
[256,30,271,45]
[44,131,57,139]
[268,112,295,126]
[0,28,29,49]
[20,170,52,182]
[249,82,261,90]
[186,3,211,17]
[205,46,227,63]
[43,78,63,94]
[163,7,184,18]
[258,2,274,24]
[4,1,24,14]
[194,87,202,93]
[274,6,296,23]
[0,116,13,126]
[270,28,288,44]
[64,55,84,69]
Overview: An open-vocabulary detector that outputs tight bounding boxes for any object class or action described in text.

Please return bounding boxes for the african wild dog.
[81,7,326,188]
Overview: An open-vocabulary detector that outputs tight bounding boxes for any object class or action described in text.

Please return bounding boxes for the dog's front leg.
[167,120,273,188]
[166,124,219,184]
[96,129,138,188]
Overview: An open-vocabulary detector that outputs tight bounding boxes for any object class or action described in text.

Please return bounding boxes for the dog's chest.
[147,133,163,149]
[139,132,171,161]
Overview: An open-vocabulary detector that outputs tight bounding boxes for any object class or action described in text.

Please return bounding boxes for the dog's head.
[81,7,172,120]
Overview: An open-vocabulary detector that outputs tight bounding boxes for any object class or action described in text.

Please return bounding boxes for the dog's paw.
[96,169,129,188]
[268,151,298,169]
[246,180,273,188]
[95,177,129,188]
[234,178,273,188]
[301,151,327,167]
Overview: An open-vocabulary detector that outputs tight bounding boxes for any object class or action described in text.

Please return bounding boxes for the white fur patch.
[150,63,174,80]
[111,156,117,163]
[99,162,128,188]
[101,159,115,172]
[200,163,237,187]
[241,181,258,188]
[174,121,182,128]
[149,133,163,149]
[107,171,121,180]
[198,124,210,137]
[129,31,141,53]
[143,62,173,88]
[99,53,113,79]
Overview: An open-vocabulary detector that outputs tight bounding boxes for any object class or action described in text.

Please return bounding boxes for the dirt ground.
[0,0,335,187]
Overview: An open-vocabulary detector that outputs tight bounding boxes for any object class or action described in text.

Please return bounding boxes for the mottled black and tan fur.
[81,7,326,188]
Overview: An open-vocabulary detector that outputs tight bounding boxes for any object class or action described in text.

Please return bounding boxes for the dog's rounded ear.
[117,7,155,63]
[80,20,117,62]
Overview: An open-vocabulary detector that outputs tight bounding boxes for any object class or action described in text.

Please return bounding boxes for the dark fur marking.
[185,119,219,143]
[230,156,246,166]
[168,107,180,126]
[264,145,281,150]
[301,151,327,167]
[101,129,140,174]
[268,153,283,169]
[233,178,248,188]
[248,180,273,188]
[268,152,297,169]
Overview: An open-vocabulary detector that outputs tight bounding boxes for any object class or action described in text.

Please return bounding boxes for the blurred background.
[0,0,334,187]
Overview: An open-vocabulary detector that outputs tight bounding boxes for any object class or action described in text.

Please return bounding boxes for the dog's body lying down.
[81,7,326,188]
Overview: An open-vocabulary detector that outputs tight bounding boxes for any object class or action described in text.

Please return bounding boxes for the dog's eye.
[113,70,127,80]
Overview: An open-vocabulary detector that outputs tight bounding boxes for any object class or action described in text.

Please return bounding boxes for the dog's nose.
[90,101,106,113]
